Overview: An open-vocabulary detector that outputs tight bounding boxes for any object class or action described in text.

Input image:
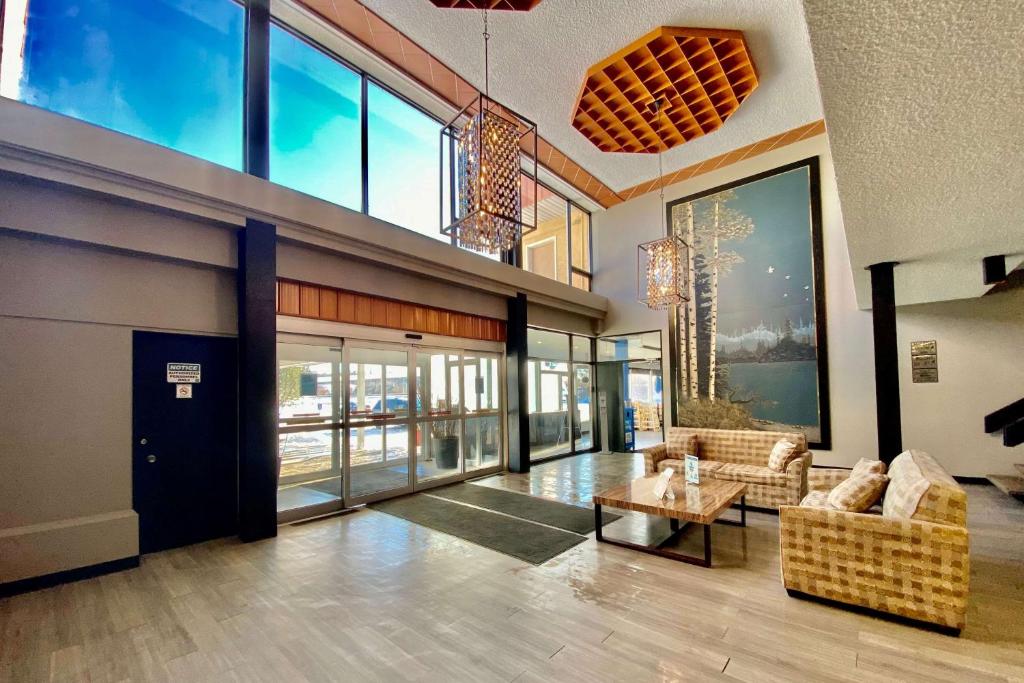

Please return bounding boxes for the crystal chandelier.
[638,98,690,309]
[440,9,537,255]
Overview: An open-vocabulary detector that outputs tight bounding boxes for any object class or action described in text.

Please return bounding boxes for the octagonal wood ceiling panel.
[428,0,542,10]
[573,27,758,153]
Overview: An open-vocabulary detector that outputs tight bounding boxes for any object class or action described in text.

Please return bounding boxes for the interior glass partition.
[528,328,596,462]
[597,331,664,451]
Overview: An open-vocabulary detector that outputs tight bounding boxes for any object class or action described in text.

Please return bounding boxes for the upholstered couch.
[779,450,969,633]
[642,427,811,509]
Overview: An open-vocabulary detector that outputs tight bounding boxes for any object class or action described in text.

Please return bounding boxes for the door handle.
[146,454,157,464]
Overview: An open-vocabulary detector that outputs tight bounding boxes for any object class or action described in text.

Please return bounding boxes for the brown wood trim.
[613,119,827,205]
[276,279,506,342]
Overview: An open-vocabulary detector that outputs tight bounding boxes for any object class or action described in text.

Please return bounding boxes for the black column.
[868,262,903,464]
[238,0,277,541]
[506,293,530,473]
[244,0,270,179]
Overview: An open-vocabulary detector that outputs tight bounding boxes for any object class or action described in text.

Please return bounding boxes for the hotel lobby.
[1,0,1023,680]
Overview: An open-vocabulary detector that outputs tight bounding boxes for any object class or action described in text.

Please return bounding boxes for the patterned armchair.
[642,427,811,509]
[779,450,969,633]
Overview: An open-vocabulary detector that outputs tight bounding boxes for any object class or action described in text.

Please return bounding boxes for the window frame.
[519,171,593,291]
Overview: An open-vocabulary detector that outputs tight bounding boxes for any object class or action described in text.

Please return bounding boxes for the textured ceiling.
[803,0,1024,305]
[360,0,824,191]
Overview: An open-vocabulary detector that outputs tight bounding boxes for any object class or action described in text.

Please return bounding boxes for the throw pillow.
[851,458,887,477]
[668,432,699,458]
[767,440,799,472]
[827,472,889,512]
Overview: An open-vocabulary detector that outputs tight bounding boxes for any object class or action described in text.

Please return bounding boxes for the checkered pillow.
[827,472,889,512]
[767,439,799,472]
[851,458,887,477]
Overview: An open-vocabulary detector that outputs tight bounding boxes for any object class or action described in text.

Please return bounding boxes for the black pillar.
[238,220,278,541]
[506,293,530,473]
[238,0,277,541]
[868,262,902,464]
[244,0,270,179]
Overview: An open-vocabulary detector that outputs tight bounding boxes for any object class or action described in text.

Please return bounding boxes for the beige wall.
[897,288,1024,477]
[593,134,876,468]
[0,189,237,583]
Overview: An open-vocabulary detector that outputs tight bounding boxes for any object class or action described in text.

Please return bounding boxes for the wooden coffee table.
[593,476,747,567]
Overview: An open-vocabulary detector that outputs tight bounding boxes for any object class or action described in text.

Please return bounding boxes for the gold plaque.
[912,354,937,369]
[912,368,939,383]
[910,340,937,356]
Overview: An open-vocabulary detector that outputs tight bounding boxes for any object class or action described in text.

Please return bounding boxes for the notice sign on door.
[167,363,201,384]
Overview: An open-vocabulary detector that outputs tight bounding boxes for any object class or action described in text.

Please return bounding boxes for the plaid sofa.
[642,427,811,509]
[779,450,969,633]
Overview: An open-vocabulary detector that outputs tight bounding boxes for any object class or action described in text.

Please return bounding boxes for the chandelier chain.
[482,9,490,97]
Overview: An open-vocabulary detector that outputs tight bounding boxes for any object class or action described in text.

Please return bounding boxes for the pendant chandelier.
[440,9,538,255]
[638,98,690,309]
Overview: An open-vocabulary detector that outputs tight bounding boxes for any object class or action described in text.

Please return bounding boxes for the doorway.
[277,333,505,518]
[132,331,238,554]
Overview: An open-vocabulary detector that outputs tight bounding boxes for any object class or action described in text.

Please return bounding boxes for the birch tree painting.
[669,160,830,448]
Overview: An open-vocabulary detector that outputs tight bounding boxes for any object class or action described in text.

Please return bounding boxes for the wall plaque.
[910,340,938,383]
[912,368,939,383]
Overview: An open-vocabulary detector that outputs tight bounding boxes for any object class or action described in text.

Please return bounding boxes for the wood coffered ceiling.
[427,0,542,10]
[573,27,758,154]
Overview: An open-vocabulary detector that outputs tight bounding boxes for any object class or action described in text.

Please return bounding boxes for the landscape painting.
[669,157,830,448]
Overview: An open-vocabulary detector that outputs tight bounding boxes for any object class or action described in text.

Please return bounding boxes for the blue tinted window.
[5,0,244,169]
[367,82,445,241]
[269,26,362,210]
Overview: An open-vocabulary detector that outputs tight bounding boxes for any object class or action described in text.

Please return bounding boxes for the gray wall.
[0,184,237,583]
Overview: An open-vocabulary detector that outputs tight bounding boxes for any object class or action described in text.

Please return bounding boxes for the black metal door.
[132,331,238,554]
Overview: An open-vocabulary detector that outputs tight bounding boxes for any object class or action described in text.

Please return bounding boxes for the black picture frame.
[664,156,831,450]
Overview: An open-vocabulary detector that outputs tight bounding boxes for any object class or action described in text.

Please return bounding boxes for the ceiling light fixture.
[638,98,690,309]
[439,8,538,256]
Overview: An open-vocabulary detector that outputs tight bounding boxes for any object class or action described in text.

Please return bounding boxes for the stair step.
[1015,464,1024,478]
[987,474,1024,501]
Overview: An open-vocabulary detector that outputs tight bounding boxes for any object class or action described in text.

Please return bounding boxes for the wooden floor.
[3,452,1024,682]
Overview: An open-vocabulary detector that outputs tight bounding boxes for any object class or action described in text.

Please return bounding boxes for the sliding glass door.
[345,345,413,502]
[278,335,505,515]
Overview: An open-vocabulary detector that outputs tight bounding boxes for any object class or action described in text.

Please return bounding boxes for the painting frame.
[664,156,831,450]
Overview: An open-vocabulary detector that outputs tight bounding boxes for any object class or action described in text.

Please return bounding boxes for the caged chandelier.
[638,98,690,309]
[439,8,538,255]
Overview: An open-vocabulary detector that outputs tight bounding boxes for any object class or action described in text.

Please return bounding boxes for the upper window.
[367,82,446,242]
[520,174,591,290]
[269,25,361,210]
[1,0,245,169]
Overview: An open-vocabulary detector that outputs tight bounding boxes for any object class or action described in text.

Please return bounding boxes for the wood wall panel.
[275,278,506,342]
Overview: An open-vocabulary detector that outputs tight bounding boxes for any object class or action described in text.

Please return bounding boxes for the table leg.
[594,503,603,541]
[741,495,746,527]
[704,524,712,566]
[670,518,680,532]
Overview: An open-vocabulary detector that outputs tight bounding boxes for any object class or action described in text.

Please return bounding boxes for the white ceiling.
[361,0,825,192]
[802,0,1024,306]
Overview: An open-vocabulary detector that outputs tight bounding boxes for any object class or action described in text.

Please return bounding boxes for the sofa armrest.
[779,505,969,630]
[642,443,668,475]
[785,451,812,500]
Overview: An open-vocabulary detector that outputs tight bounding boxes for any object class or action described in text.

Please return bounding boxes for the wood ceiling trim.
[294,0,621,207]
[612,119,826,205]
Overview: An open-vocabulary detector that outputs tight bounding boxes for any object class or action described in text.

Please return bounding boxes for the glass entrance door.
[345,345,413,503]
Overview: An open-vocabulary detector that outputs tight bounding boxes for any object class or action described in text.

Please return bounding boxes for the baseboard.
[954,476,993,486]
[0,556,140,598]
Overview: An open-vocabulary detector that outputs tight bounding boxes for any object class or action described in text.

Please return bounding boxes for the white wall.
[593,134,877,467]
[897,288,1024,477]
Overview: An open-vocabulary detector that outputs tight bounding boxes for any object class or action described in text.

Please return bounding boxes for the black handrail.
[1005,419,1024,448]
[984,397,1024,433]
